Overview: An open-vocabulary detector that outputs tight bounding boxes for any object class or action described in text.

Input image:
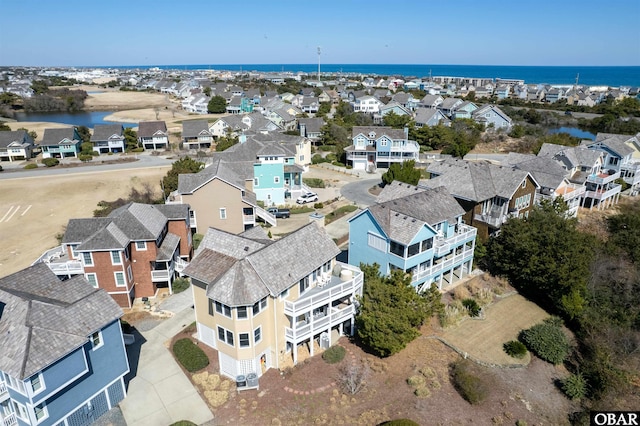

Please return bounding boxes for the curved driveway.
[340,178,379,208]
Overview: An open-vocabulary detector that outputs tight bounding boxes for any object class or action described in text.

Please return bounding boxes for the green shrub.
[322,345,346,364]
[450,359,489,405]
[303,177,325,188]
[290,206,315,214]
[561,373,587,400]
[462,298,481,317]
[503,340,527,359]
[24,163,37,169]
[193,233,204,250]
[318,145,335,152]
[79,154,93,162]
[172,338,209,372]
[172,277,190,294]
[170,422,198,426]
[42,158,60,167]
[519,318,571,365]
[311,154,328,164]
[313,202,324,209]
[326,153,337,162]
[332,161,345,167]
[515,421,527,426]
[131,147,144,152]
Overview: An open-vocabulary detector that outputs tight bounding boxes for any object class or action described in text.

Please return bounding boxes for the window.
[389,241,405,257]
[407,242,420,257]
[82,252,93,266]
[4,372,26,394]
[69,244,79,259]
[215,301,232,318]
[34,403,48,423]
[114,272,126,287]
[421,238,433,252]
[237,306,248,319]
[91,331,103,350]
[208,299,214,316]
[254,177,259,186]
[111,250,121,264]
[279,288,289,300]
[521,179,526,189]
[239,333,250,348]
[136,241,147,251]
[127,265,133,282]
[219,208,227,219]
[299,276,310,295]
[12,401,28,421]
[253,297,267,315]
[254,327,262,344]
[367,232,386,252]
[30,374,44,394]
[274,176,280,184]
[380,139,387,147]
[85,273,98,288]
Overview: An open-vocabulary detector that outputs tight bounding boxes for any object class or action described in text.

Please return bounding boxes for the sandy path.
[0,166,170,277]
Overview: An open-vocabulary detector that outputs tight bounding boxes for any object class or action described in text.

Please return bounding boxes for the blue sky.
[1,0,639,67]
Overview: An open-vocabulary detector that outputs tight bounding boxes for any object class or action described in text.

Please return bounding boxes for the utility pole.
[317,46,321,85]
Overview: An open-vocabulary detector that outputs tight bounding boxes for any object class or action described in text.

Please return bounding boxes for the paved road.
[0,153,173,180]
[340,178,380,208]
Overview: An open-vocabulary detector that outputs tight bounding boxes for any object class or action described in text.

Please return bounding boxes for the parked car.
[296,192,319,204]
[267,207,290,218]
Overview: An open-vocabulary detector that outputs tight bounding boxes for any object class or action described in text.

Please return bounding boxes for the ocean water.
[111,64,640,87]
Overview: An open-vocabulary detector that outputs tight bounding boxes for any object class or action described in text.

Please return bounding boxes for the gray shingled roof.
[40,127,79,146]
[0,263,122,379]
[365,185,464,245]
[157,233,180,261]
[177,159,246,194]
[64,203,186,251]
[91,124,124,141]
[138,121,167,138]
[184,223,339,306]
[425,158,535,202]
[182,119,210,138]
[298,117,325,134]
[352,126,405,139]
[0,130,32,148]
[591,133,635,158]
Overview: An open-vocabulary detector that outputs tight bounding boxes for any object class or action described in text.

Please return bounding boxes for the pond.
[14,110,136,129]
[548,126,596,140]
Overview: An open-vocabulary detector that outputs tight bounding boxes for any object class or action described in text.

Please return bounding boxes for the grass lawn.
[439,294,550,366]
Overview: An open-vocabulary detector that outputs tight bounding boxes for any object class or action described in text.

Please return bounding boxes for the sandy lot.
[0,166,169,277]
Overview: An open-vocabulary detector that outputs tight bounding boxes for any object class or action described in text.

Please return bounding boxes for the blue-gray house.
[0,263,129,426]
[348,182,477,291]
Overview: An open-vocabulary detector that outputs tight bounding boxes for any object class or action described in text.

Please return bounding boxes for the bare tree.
[337,362,370,395]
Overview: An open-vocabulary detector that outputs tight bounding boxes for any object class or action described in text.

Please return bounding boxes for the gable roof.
[41,127,79,146]
[364,184,464,245]
[0,130,33,148]
[177,159,246,194]
[91,124,124,141]
[590,133,635,158]
[184,223,339,306]
[0,263,122,379]
[138,121,168,138]
[182,119,210,138]
[352,126,405,140]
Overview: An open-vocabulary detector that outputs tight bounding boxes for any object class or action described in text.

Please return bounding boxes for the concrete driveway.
[120,303,213,426]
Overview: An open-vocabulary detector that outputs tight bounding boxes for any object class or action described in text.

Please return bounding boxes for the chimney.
[403,126,409,139]
[300,123,306,137]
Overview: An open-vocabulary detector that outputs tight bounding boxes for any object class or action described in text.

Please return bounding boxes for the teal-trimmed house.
[348,182,476,291]
[40,128,83,159]
[253,143,304,206]
[0,263,129,426]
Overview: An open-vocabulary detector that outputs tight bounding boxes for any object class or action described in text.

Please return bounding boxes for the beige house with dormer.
[183,223,363,380]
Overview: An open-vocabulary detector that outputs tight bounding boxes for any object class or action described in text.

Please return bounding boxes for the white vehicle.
[296,192,319,204]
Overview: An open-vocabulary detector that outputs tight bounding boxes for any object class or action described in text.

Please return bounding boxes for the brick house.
[35,203,192,308]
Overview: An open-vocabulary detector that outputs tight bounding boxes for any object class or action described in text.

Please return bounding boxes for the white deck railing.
[284,304,355,342]
[283,263,363,317]
[411,247,474,285]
